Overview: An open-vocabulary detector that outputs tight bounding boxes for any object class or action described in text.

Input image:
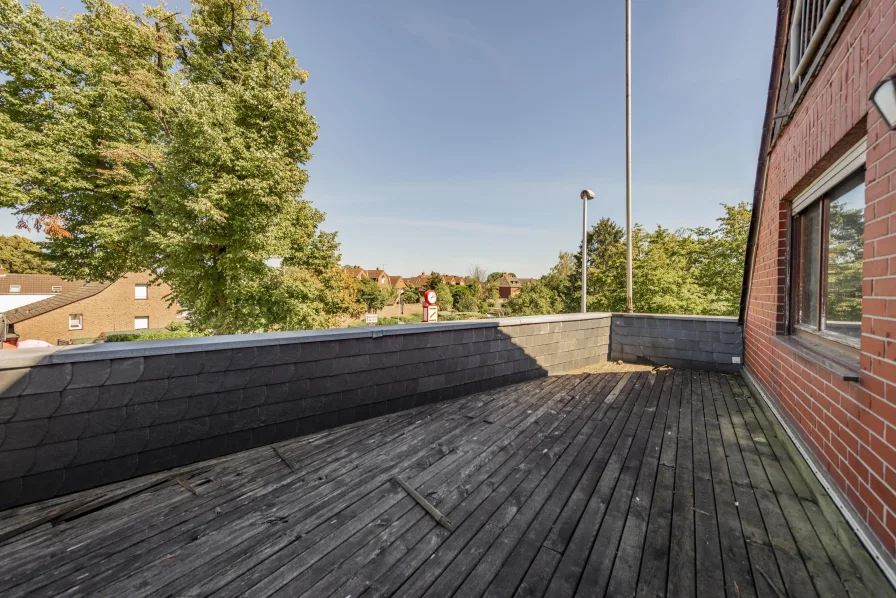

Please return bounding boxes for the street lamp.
[580,189,595,313]
[871,73,896,131]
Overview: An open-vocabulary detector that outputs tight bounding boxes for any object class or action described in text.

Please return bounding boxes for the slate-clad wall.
[0,313,610,509]
[609,314,743,373]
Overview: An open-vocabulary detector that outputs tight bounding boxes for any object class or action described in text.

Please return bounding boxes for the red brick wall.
[745,0,896,556]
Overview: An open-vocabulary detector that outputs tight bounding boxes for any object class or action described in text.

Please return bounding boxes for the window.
[134,316,149,330]
[68,314,83,330]
[51,286,62,293]
[790,0,844,82]
[134,284,148,300]
[9,285,20,293]
[791,168,864,348]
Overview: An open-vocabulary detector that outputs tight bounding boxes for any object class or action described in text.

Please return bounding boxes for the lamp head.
[580,189,595,201]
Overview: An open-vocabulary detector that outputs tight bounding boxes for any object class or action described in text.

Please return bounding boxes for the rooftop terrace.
[0,363,889,597]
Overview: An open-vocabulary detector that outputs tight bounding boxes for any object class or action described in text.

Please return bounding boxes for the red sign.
[423,289,437,305]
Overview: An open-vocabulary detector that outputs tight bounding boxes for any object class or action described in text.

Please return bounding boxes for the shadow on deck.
[0,363,890,597]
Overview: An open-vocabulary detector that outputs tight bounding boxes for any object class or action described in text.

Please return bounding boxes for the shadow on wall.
[0,314,612,510]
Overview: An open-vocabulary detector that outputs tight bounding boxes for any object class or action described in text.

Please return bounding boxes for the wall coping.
[612,313,739,322]
[0,312,614,369]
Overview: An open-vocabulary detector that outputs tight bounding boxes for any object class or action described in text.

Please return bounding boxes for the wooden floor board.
[0,367,887,598]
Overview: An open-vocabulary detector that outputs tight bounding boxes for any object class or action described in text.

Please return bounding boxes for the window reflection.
[825,171,864,342]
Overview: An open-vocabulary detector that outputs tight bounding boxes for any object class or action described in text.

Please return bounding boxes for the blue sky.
[1,0,777,278]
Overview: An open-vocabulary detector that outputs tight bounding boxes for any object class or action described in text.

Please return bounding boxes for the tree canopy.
[0,0,354,332]
[505,203,751,317]
[0,235,53,273]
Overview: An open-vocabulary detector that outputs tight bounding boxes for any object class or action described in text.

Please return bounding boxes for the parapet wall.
[609,313,743,373]
[0,313,611,509]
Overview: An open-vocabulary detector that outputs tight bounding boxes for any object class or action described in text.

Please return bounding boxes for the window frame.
[51,286,62,293]
[788,163,865,353]
[68,314,83,331]
[134,284,148,300]
[134,316,149,330]
[9,285,20,293]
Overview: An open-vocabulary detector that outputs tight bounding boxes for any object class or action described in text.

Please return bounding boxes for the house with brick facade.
[2,272,181,345]
[741,0,896,572]
[0,271,86,312]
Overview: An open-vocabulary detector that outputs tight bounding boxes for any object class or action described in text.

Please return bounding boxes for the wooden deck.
[0,364,889,597]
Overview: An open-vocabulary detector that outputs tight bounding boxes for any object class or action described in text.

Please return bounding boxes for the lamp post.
[580,189,595,313]
[871,73,896,131]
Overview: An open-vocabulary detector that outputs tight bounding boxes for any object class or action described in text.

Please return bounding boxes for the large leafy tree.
[507,204,751,317]
[0,235,53,273]
[0,0,354,332]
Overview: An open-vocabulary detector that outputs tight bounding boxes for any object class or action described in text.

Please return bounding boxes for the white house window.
[790,0,844,82]
[51,286,62,293]
[68,314,83,330]
[134,316,149,330]
[9,285,20,293]
[791,167,864,348]
[134,284,148,300]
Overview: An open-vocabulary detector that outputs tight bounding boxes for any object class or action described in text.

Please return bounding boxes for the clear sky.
[1,0,777,278]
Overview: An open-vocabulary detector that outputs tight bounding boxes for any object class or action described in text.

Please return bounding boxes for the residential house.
[344,267,367,281]
[367,269,390,287]
[389,275,406,289]
[496,275,523,299]
[3,272,181,345]
[742,0,896,560]
[0,269,85,311]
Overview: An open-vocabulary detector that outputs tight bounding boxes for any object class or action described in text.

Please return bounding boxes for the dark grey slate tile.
[44,413,88,443]
[1,419,48,450]
[22,364,72,396]
[55,387,99,415]
[13,392,61,421]
[106,358,144,385]
[28,441,77,474]
[68,360,111,389]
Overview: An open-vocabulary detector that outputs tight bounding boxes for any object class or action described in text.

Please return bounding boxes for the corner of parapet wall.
[608,313,743,373]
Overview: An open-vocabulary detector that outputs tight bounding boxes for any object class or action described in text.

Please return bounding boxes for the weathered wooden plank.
[542,373,658,597]
[689,371,725,597]
[514,547,561,598]
[667,370,696,598]
[325,374,620,598]
[602,371,674,597]
[268,378,605,598]
[713,374,789,598]
[374,375,639,597]
[635,369,683,598]
[702,371,756,598]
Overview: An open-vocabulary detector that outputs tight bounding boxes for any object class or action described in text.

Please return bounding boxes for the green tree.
[571,218,627,313]
[0,235,53,273]
[451,285,478,312]
[356,277,391,312]
[690,202,752,316]
[503,280,562,316]
[400,287,420,304]
[426,272,444,290]
[434,283,453,311]
[0,0,352,333]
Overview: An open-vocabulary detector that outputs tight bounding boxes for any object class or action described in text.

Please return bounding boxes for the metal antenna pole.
[625,0,634,313]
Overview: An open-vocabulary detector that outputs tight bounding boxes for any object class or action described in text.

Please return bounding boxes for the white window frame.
[790,0,844,82]
[51,286,62,293]
[68,314,83,330]
[9,285,20,293]
[134,284,148,300]
[792,137,866,215]
[134,316,149,330]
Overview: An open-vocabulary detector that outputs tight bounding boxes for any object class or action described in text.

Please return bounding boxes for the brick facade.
[11,273,181,344]
[745,0,896,556]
